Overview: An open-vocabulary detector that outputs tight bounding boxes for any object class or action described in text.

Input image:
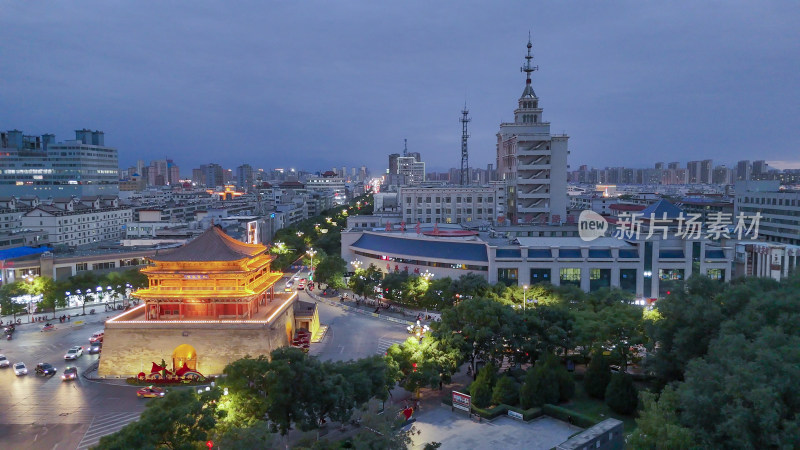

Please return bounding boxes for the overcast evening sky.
[2,1,799,176]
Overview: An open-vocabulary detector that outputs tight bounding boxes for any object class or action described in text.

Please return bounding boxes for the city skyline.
[2,2,799,174]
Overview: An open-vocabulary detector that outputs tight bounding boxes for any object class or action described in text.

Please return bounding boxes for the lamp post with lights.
[306,248,317,280]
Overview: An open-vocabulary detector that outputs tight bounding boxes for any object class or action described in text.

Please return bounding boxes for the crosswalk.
[376,337,405,356]
[76,412,142,450]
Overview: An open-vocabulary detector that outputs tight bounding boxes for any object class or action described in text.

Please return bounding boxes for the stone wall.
[99,300,295,377]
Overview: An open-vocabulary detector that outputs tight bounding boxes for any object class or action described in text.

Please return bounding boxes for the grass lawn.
[559,381,638,432]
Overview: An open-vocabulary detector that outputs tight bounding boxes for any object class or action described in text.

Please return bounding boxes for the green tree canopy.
[96,388,223,450]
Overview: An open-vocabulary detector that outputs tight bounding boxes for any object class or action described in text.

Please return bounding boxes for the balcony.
[518,163,551,171]
[517,190,550,199]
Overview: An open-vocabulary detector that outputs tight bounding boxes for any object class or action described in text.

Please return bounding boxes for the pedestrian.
[67,315,70,322]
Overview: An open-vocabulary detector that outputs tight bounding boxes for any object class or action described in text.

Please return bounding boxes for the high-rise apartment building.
[496,38,568,224]
[752,160,768,180]
[199,163,224,188]
[0,129,119,197]
[736,160,752,181]
[712,165,732,185]
[236,164,254,191]
[687,161,701,183]
[700,159,713,184]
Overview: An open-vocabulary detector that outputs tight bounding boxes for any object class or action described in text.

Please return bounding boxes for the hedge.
[506,405,543,421]
[542,404,597,428]
[441,397,542,422]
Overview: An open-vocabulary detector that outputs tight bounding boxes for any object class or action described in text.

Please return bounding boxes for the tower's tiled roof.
[151,225,266,262]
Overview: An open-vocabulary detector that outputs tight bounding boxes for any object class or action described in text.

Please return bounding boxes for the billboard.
[452,391,471,412]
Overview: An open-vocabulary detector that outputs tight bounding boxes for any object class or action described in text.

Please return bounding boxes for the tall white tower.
[496,35,568,224]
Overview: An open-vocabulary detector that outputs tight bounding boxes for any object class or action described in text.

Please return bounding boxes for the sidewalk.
[0,301,132,328]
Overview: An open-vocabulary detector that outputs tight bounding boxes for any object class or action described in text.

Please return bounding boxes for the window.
[589,269,611,291]
[76,263,88,272]
[497,268,518,286]
[620,269,636,293]
[530,268,550,283]
[560,268,581,287]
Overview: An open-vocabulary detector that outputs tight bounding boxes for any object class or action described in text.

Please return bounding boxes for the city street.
[302,290,409,362]
[0,311,147,450]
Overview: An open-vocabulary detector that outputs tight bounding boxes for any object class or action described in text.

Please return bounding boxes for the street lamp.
[350,260,362,271]
[421,270,434,281]
[306,248,317,280]
[523,285,528,311]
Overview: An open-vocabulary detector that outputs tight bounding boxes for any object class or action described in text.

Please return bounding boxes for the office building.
[0,129,119,197]
[398,184,505,225]
[496,38,568,224]
[735,181,800,246]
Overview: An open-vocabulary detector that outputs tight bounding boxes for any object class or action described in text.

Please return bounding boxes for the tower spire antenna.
[403,138,408,157]
[460,103,471,186]
[520,32,538,98]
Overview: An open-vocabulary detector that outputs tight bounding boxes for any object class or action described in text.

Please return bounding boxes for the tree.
[469,363,497,408]
[492,375,520,406]
[584,351,611,399]
[349,264,382,298]
[37,278,69,314]
[95,388,223,450]
[420,276,453,310]
[381,271,409,302]
[223,350,394,436]
[518,355,572,408]
[69,271,100,314]
[451,273,492,299]
[628,387,696,449]
[0,282,27,318]
[605,373,638,415]
[348,400,413,450]
[213,423,276,449]
[645,275,739,385]
[519,361,557,408]
[314,254,346,285]
[433,297,521,371]
[385,337,460,395]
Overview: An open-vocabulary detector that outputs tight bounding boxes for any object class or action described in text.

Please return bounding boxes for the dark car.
[62,366,78,381]
[35,363,58,376]
[89,342,102,354]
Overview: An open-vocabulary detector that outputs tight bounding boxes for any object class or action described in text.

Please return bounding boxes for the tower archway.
[172,344,197,372]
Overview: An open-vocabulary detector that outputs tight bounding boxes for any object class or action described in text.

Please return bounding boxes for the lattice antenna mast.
[403,138,408,157]
[460,103,471,186]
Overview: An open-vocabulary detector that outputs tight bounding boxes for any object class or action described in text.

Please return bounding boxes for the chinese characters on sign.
[612,212,762,240]
[452,391,471,412]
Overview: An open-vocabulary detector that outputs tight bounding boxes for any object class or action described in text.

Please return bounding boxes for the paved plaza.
[411,405,583,450]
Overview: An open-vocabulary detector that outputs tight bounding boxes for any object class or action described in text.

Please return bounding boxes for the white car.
[0,354,9,368]
[14,362,27,376]
[64,347,83,360]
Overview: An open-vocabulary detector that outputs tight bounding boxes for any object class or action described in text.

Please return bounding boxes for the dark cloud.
[1,1,798,174]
